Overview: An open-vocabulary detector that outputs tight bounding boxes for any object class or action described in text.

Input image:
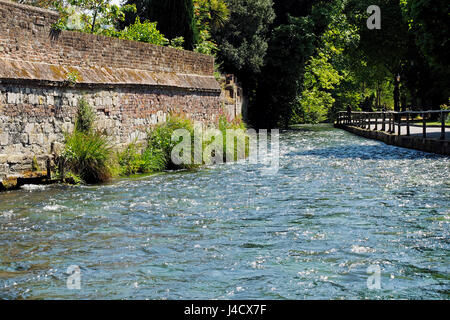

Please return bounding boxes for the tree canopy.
[14,0,450,127]
[124,0,198,50]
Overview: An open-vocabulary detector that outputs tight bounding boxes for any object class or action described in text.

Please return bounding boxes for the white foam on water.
[43,204,67,211]
[351,244,375,253]
[0,210,14,218]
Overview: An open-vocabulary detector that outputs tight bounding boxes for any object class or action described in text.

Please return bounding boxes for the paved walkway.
[362,123,450,141]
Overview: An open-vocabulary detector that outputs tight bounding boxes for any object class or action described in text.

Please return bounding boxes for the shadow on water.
[290,144,445,160]
[288,123,334,132]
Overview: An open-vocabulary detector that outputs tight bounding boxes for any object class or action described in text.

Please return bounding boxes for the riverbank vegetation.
[61,99,248,183]
[63,98,116,183]
[16,0,449,128]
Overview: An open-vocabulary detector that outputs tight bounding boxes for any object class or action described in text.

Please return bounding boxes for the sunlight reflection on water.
[0,125,449,299]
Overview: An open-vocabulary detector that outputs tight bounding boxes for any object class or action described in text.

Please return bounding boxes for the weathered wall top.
[0,0,219,91]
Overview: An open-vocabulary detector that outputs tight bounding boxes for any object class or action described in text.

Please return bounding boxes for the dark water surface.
[0,125,449,299]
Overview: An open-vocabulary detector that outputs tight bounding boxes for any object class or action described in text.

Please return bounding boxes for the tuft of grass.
[31,156,40,172]
[63,130,115,184]
[62,97,115,184]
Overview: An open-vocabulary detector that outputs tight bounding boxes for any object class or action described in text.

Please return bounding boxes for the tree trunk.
[91,10,98,34]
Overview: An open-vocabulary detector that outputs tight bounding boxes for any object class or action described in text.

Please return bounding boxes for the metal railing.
[336,110,450,140]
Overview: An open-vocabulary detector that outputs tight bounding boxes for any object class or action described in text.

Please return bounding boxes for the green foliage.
[65,70,79,85]
[65,171,83,185]
[68,0,137,34]
[194,30,218,55]
[192,0,229,55]
[344,0,449,111]
[147,115,197,170]
[212,0,275,125]
[400,0,449,71]
[63,98,115,184]
[31,156,40,172]
[194,0,229,33]
[214,0,275,74]
[63,130,115,183]
[169,36,185,49]
[304,53,343,92]
[296,53,342,124]
[75,98,96,133]
[118,114,249,176]
[124,0,199,50]
[117,141,166,175]
[254,2,330,128]
[105,17,169,45]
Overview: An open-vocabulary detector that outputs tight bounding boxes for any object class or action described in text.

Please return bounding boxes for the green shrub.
[194,30,218,56]
[75,97,96,133]
[65,171,82,185]
[141,147,167,173]
[117,141,167,176]
[118,116,197,176]
[65,71,79,85]
[63,103,251,183]
[147,116,197,170]
[117,141,144,176]
[64,130,115,184]
[169,37,185,49]
[62,97,115,184]
[107,17,169,46]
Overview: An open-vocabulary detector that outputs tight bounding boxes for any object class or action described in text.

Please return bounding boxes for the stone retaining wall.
[0,0,231,181]
[335,124,450,156]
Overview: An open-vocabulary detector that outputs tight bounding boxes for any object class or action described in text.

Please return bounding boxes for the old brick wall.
[0,0,229,180]
[0,0,214,75]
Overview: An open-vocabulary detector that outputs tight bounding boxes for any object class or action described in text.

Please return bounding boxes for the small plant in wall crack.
[65,71,80,86]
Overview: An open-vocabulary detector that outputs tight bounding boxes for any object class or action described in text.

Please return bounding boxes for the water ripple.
[0,124,448,299]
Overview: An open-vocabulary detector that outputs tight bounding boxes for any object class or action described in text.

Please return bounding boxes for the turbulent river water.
[0,124,449,299]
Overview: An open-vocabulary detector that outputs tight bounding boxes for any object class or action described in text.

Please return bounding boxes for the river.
[0,124,448,299]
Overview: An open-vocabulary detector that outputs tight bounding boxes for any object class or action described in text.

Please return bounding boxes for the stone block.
[0,154,8,164]
[24,123,35,135]
[29,133,44,145]
[7,154,25,164]
[47,95,54,105]
[28,94,39,105]
[0,133,8,146]
[7,92,17,104]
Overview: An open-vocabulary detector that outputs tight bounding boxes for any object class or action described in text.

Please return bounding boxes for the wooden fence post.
[423,113,427,138]
[374,113,378,131]
[388,113,392,133]
[441,111,446,140]
[406,112,410,136]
